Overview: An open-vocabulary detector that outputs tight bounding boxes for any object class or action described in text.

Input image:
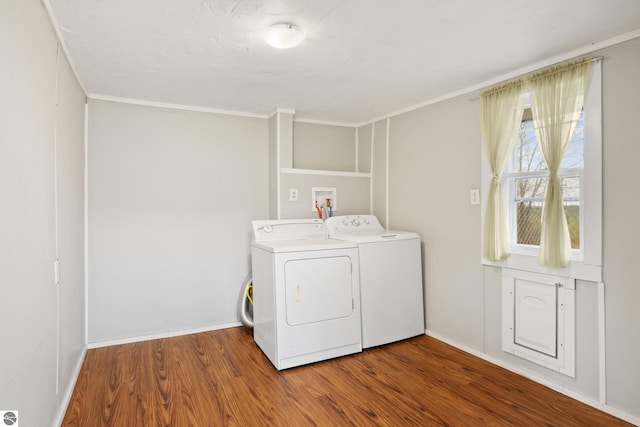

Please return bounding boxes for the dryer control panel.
[252,219,327,242]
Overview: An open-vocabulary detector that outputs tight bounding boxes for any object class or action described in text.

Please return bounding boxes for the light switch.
[289,188,298,202]
[470,188,480,205]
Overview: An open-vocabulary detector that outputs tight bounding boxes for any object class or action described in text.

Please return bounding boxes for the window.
[480,60,602,282]
[504,106,584,258]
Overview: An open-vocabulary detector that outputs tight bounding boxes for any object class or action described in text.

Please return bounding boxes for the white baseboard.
[424,329,640,426]
[54,345,88,427]
[87,321,243,349]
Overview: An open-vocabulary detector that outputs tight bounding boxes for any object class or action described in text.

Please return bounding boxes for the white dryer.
[325,215,424,348]
[251,219,362,370]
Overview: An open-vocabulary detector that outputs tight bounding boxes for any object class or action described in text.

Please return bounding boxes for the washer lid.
[326,215,420,242]
[329,230,420,243]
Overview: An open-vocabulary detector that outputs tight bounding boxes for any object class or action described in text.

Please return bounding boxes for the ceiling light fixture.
[262,23,307,49]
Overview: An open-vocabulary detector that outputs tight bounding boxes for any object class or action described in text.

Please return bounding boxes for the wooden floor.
[63,327,630,426]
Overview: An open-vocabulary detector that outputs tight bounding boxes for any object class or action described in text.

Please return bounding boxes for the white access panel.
[514,279,557,357]
[502,269,575,377]
[285,256,354,326]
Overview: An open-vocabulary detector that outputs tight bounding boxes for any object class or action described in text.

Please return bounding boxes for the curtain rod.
[468,56,603,102]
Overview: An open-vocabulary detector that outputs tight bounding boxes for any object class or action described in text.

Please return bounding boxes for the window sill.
[482,253,602,283]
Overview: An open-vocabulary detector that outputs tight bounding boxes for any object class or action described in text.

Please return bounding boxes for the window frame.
[503,155,585,260]
[480,61,602,282]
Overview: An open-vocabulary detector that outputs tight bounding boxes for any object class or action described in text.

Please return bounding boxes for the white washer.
[251,219,362,370]
[325,215,424,348]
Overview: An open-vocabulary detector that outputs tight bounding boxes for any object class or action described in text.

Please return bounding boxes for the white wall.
[87,100,268,343]
[383,38,640,419]
[599,37,640,417]
[293,122,356,171]
[357,125,372,174]
[387,97,485,351]
[0,1,86,425]
[370,120,388,227]
[279,173,370,219]
[54,39,87,417]
[268,114,278,219]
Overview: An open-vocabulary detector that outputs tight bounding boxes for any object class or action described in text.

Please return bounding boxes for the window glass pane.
[561,111,584,169]
[561,176,580,200]
[562,176,581,249]
[515,119,546,172]
[565,201,580,249]
[516,177,546,199]
[513,110,584,172]
[514,175,580,249]
[516,200,542,246]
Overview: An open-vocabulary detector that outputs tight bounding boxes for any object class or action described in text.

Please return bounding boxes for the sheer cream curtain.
[529,59,591,268]
[480,81,525,261]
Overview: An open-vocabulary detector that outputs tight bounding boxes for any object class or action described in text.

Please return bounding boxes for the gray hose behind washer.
[239,274,254,328]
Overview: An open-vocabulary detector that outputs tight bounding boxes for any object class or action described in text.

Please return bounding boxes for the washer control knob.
[342,219,349,226]
[363,218,370,225]
[263,224,273,233]
[351,218,360,226]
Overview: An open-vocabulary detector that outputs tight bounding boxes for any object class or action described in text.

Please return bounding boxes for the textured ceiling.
[49,0,640,124]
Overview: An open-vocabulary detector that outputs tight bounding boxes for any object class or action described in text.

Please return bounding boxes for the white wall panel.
[371,120,388,227]
[268,114,278,219]
[357,124,372,174]
[293,122,356,172]
[279,172,370,219]
[0,1,86,425]
[388,96,484,351]
[87,100,268,343]
[600,37,640,417]
[54,51,87,411]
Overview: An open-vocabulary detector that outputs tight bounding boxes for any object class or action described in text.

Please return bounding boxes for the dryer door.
[284,256,354,326]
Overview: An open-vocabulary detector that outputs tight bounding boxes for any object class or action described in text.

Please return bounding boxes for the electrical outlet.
[289,188,298,202]
[470,188,480,205]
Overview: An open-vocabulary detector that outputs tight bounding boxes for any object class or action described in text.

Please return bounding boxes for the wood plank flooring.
[62,327,631,426]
